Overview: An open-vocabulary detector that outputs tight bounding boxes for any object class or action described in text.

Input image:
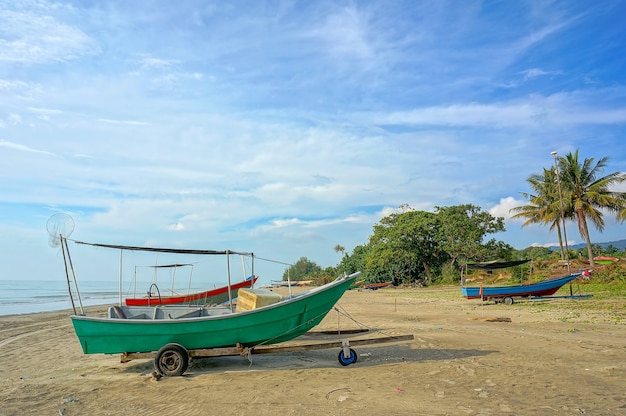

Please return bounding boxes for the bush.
[590,262,626,284]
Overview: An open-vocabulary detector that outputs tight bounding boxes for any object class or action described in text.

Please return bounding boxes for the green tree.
[591,244,604,257]
[336,244,370,276]
[510,168,571,260]
[603,244,620,256]
[520,246,554,261]
[435,204,506,281]
[365,208,448,285]
[557,150,626,266]
[282,257,322,281]
[481,240,515,260]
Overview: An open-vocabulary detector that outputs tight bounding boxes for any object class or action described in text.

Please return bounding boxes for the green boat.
[71,272,359,354]
[58,237,360,375]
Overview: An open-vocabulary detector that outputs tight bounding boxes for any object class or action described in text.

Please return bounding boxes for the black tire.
[154,343,189,376]
[503,296,514,305]
[338,348,358,366]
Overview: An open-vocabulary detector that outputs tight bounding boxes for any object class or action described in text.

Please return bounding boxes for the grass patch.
[370,282,625,325]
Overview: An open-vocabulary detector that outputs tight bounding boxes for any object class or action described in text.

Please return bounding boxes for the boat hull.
[71,272,359,354]
[461,273,582,300]
[125,276,258,306]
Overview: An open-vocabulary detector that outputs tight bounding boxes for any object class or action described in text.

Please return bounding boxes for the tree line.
[284,150,626,285]
[284,203,510,285]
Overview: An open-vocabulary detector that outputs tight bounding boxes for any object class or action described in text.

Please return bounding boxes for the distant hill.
[547,239,626,251]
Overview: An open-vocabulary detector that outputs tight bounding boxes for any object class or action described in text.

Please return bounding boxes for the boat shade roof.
[72,239,253,256]
[466,259,530,270]
[143,264,193,268]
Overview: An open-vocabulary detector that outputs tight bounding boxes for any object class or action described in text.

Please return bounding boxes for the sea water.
[0,279,232,316]
[0,280,122,316]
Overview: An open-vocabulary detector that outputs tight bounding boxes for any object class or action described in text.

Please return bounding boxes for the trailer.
[120,330,415,376]
[489,293,592,305]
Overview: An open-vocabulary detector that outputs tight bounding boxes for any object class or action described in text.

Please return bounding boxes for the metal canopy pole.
[226,250,233,311]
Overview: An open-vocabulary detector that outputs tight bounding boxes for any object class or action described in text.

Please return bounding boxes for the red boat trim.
[125,276,258,306]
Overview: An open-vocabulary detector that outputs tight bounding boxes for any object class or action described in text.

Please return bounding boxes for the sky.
[1,0,626,285]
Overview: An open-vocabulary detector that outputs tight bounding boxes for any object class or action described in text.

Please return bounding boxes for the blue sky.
[1,1,626,284]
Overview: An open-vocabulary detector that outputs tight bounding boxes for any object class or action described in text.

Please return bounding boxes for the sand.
[1,286,624,415]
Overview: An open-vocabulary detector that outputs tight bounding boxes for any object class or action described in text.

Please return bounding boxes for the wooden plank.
[305,329,370,335]
[233,334,414,355]
[189,346,245,357]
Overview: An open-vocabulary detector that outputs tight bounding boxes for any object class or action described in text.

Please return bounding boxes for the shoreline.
[1,286,624,415]
[0,300,117,318]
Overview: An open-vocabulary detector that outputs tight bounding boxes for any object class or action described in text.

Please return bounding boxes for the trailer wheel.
[338,348,357,366]
[503,296,514,305]
[154,343,189,376]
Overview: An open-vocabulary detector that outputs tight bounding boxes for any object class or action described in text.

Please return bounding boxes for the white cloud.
[490,197,524,222]
[371,102,539,127]
[366,91,626,128]
[314,6,375,61]
[137,57,179,71]
[0,139,55,155]
[168,223,185,231]
[0,7,97,64]
[28,107,62,115]
[7,113,21,125]
[531,239,578,249]
[0,79,31,91]
[97,119,150,126]
[522,68,553,80]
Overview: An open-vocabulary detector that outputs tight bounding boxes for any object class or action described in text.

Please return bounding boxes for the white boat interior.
[109,305,233,320]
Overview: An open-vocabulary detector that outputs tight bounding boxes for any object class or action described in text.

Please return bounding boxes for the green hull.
[71,273,359,354]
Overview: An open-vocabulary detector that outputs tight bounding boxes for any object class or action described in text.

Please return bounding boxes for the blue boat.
[461,272,583,303]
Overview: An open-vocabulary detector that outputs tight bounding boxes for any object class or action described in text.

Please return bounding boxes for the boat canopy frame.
[61,237,259,315]
[466,259,530,270]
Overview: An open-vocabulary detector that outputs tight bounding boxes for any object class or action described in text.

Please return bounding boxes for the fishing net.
[46,213,75,247]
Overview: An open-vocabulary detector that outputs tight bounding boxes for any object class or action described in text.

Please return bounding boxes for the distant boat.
[593,256,619,265]
[125,275,258,306]
[461,272,583,304]
[362,281,392,290]
[348,280,364,290]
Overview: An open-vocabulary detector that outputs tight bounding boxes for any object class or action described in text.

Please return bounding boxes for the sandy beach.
[1,286,624,416]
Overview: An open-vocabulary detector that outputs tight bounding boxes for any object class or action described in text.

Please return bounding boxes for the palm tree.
[510,168,569,259]
[557,150,626,266]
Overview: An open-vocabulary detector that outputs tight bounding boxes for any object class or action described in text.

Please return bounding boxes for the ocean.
[0,280,123,316]
[0,279,219,316]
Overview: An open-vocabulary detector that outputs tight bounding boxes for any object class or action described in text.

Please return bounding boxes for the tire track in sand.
[0,324,70,348]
